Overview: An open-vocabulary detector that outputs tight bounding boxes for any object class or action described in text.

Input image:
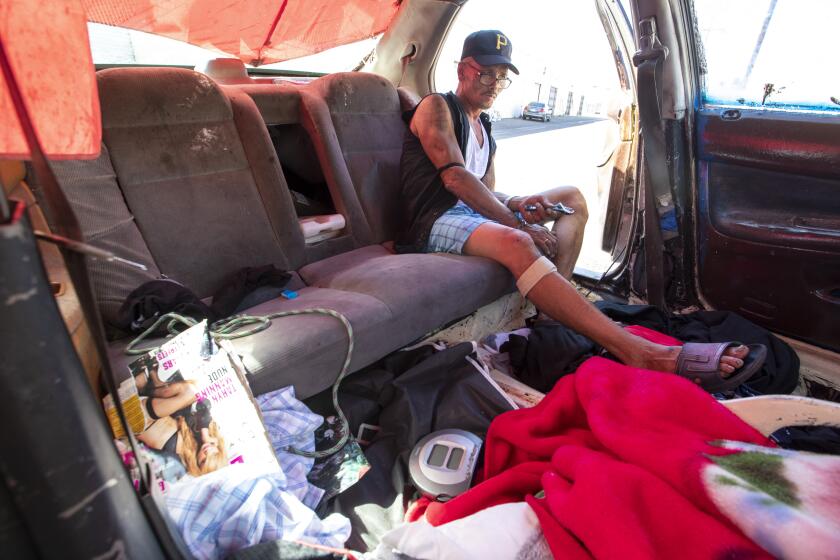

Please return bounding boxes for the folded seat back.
[302,72,408,244]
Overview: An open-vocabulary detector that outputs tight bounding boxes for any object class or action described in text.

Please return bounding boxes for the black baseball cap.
[461,30,519,75]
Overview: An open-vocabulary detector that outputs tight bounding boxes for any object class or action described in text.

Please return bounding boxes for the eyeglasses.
[465,61,512,90]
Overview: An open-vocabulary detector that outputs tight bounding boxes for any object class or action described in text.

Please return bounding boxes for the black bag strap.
[633,16,672,311]
[0,36,190,560]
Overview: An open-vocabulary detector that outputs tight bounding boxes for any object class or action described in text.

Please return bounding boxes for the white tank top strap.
[465,121,490,178]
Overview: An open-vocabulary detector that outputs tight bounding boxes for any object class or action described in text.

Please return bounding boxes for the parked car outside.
[522,101,551,122]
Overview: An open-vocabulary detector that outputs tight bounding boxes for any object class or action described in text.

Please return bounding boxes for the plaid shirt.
[164,387,350,559]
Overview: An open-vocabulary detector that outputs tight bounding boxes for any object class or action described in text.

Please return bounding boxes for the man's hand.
[508,194,554,224]
[519,223,558,259]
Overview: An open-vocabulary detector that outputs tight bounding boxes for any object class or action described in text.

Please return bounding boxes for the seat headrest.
[196,58,252,84]
[97,67,232,128]
[308,72,399,114]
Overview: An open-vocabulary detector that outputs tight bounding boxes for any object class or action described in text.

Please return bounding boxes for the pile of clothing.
[408,353,839,559]
[151,307,838,559]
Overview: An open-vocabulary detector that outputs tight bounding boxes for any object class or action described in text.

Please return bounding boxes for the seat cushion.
[108,285,394,399]
[299,245,515,339]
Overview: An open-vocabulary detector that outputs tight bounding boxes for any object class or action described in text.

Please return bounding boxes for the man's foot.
[631,343,749,378]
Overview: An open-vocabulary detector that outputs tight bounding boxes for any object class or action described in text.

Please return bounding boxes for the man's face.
[460,59,510,110]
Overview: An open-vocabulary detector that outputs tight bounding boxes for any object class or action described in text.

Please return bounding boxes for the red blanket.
[423,327,773,559]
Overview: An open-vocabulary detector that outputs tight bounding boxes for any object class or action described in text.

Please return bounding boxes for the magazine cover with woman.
[103,321,279,489]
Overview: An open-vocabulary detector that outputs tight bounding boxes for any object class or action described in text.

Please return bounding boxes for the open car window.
[89,22,380,73]
[691,0,840,112]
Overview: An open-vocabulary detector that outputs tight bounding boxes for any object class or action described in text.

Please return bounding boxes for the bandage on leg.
[516,256,557,297]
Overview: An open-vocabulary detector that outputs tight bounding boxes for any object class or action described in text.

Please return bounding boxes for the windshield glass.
[691,0,840,112]
[88,23,379,74]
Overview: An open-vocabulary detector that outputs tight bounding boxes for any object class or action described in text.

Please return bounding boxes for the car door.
[686,0,840,352]
[593,0,640,277]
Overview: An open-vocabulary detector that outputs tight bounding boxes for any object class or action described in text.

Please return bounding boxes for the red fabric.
[424,329,773,558]
[83,0,400,66]
[1,0,101,159]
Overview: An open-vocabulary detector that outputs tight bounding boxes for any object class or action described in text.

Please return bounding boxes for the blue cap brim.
[472,54,520,75]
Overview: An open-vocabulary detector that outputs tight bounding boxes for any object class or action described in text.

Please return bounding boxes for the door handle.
[815,287,840,305]
[721,109,741,120]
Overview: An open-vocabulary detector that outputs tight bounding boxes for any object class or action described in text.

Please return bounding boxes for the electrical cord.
[126,308,354,459]
[583,241,630,301]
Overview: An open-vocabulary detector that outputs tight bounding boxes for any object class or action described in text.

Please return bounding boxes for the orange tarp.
[83,0,401,66]
[0,0,101,159]
[0,0,400,160]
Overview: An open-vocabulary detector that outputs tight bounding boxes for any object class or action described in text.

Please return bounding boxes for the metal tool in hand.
[524,202,575,216]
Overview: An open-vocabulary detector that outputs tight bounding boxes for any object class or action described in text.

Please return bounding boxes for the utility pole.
[743,0,778,86]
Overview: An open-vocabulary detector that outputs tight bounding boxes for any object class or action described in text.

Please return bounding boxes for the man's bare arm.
[411,96,520,228]
[482,159,496,190]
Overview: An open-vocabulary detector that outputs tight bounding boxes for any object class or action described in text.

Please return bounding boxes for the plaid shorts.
[426,201,494,254]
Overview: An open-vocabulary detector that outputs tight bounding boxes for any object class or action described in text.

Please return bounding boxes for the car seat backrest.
[97,67,305,299]
[26,144,163,328]
[302,72,407,244]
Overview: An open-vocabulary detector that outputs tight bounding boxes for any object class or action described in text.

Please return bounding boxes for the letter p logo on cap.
[496,34,508,50]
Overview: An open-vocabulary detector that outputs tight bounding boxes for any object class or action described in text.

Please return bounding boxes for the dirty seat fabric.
[97,67,305,298]
[302,72,410,245]
[108,282,396,399]
[26,144,162,330]
[299,245,514,345]
[54,66,516,401]
[92,68,385,398]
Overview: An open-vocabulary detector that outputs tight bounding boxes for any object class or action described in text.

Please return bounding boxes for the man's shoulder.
[409,93,460,133]
[404,92,447,126]
[416,92,451,114]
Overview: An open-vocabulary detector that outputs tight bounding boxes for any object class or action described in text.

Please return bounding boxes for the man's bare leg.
[463,222,748,376]
[541,186,589,279]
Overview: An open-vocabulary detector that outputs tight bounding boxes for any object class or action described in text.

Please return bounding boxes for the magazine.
[103,321,279,490]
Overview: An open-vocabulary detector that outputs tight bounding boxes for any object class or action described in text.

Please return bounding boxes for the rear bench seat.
[43,67,513,399]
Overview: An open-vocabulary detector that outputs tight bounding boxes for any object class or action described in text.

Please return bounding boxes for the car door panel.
[698,110,840,180]
[695,109,840,351]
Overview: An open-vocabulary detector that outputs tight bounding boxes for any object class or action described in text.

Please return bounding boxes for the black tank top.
[395,92,496,253]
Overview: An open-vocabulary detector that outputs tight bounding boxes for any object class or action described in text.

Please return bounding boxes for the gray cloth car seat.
[90,68,396,398]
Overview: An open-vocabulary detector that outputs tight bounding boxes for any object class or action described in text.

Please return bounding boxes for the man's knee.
[497,227,540,269]
[566,187,589,222]
[464,224,540,273]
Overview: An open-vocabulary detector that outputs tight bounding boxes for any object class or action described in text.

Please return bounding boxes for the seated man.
[395,29,759,387]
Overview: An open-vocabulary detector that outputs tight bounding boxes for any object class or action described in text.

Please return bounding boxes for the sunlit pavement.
[492,115,606,140]
[491,116,618,275]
